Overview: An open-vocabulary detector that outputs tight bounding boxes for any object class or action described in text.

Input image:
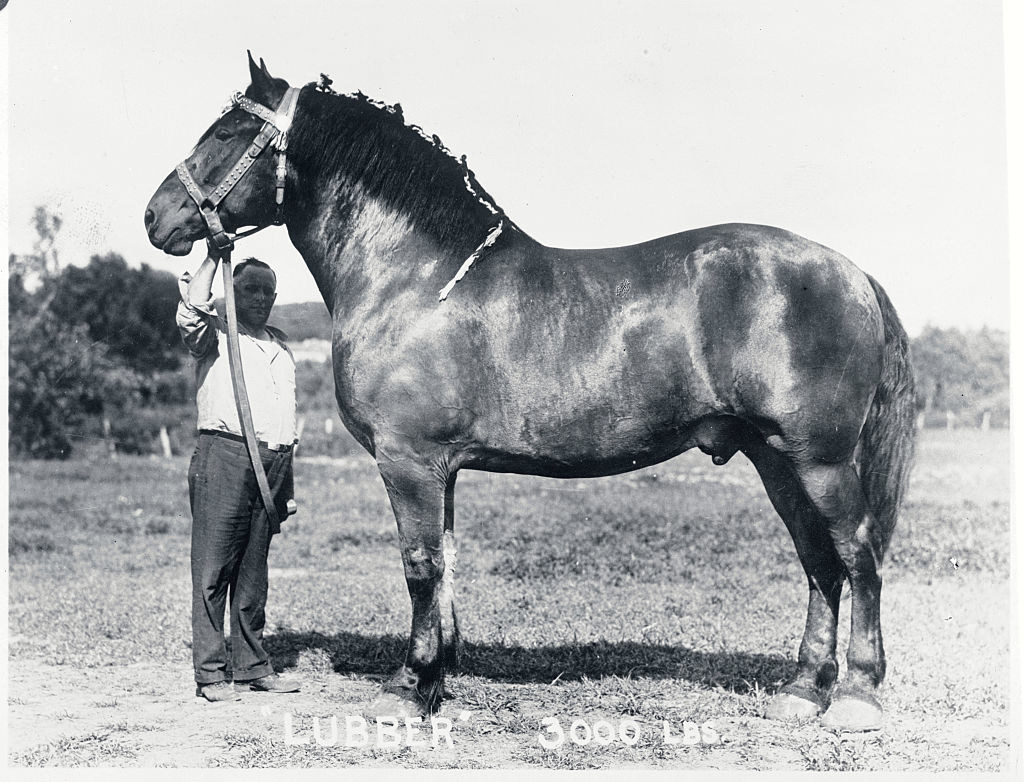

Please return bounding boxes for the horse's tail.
[859,274,917,556]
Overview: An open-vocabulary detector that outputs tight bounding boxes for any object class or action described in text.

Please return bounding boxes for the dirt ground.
[7,644,1012,770]
[6,429,1016,770]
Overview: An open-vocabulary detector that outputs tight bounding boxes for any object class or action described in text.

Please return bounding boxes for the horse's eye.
[215,127,233,141]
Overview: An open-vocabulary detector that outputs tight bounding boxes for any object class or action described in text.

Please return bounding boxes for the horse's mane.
[288,82,508,254]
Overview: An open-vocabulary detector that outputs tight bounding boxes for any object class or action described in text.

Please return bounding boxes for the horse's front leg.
[368,453,451,719]
[440,473,461,672]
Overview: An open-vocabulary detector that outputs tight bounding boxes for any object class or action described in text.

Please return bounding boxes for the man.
[177,242,300,701]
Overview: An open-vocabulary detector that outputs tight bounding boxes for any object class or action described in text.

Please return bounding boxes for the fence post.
[159,426,173,458]
[103,417,117,459]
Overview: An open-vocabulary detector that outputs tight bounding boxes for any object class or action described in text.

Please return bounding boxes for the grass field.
[7,428,1014,770]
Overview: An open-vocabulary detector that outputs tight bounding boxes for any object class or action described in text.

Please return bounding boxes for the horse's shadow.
[265,629,792,694]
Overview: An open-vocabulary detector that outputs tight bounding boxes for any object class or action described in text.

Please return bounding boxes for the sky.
[3,0,1012,336]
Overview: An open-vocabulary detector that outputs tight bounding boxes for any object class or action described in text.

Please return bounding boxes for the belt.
[200,429,297,453]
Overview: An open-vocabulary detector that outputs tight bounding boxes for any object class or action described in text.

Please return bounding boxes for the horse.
[145,54,916,732]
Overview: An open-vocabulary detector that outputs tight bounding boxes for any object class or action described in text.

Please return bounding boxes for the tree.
[910,326,1009,426]
[46,253,184,373]
[8,208,151,457]
[9,206,62,283]
[8,258,33,313]
[8,277,140,458]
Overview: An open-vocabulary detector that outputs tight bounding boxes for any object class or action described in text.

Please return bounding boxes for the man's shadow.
[264,629,792,694]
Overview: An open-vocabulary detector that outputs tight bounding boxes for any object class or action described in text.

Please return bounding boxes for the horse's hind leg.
[792,459,888,731]
[744,439,845,720]
[367,454,451,719]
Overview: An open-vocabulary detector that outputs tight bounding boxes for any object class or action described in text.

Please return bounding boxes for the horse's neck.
[288,174,486,325]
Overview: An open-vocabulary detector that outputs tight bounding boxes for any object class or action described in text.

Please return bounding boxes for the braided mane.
[287,80,511,256]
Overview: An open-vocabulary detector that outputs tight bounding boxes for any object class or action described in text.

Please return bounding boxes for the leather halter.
[176,87,301,252]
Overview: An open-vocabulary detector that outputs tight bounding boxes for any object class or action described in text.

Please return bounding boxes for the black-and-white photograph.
[4,0,1017,773]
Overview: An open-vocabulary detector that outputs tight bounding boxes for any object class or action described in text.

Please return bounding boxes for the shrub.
[8,301,138,459]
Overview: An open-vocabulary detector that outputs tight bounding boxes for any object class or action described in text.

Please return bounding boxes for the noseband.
[176,87,301,252]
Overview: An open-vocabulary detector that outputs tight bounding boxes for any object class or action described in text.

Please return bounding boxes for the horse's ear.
[247,50,263,84]
[245,51,288,106]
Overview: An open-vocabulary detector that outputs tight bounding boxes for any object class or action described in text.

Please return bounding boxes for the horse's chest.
[328,347,382,453]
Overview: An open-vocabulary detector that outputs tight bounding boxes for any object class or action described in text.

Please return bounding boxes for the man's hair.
[233,257,276,285]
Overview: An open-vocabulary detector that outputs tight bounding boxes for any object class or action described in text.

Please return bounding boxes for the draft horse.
[146,55,916,731]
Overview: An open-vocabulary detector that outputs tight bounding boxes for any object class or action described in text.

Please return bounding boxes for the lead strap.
[221,253,282,533]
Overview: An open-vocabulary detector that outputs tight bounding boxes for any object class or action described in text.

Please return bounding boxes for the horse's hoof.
[821,689,884,732]
[364,690,428,722]
[765,688,825,721]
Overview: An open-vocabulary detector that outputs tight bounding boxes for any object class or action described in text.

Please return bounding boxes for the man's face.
[233,264,277,331]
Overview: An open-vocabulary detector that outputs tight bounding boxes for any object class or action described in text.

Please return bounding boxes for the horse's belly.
[468,384,711,478]
[463,293,723,475]
[471,433,696,478]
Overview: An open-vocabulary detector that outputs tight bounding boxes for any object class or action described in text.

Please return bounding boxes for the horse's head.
[144,53,292,255]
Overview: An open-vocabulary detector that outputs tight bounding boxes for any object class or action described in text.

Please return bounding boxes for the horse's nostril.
[144,209,156,228]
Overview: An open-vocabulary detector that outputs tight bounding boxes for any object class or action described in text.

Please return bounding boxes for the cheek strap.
[176,87,301,251]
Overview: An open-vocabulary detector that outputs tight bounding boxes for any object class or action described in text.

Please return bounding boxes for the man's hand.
[206,238,227,263]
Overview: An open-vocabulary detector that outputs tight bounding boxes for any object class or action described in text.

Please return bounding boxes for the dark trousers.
[188,432,294,684]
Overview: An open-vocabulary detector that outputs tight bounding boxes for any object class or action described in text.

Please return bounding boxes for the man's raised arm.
[176,243,223,358]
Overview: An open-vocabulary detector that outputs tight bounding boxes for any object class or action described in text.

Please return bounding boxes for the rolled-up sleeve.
[176,271,220,358]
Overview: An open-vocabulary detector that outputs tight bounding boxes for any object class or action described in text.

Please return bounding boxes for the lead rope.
[221,252,282,532]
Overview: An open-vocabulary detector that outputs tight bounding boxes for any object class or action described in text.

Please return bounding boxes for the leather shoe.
[196,681,241,702]
[234,673,300,693]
